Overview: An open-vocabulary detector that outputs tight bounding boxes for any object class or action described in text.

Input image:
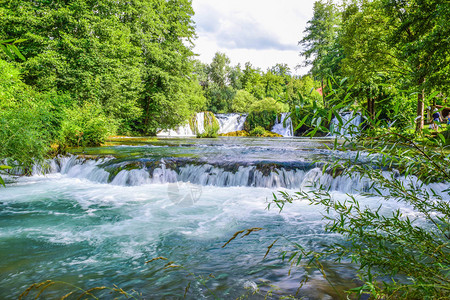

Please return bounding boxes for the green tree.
[203,52,235,112]
[299,0,340,107]
[340,0,401,120]
[241,62,265,100]
[0,0,200,135]
[208,52,231,88]
[382,0,450,131]
[261,71,285,99]
[231,89,257,113]
[229,63,243,90]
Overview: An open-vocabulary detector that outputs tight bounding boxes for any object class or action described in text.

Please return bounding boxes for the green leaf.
[10,44,26,61]
[294,115,309,131]
[13,39,27,44]
[335,112,343,126]
[4,44,14,59]
[426,91,440,101]
[343,92,352,103]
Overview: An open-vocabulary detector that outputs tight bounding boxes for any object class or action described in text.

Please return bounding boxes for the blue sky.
[191,0,316,75]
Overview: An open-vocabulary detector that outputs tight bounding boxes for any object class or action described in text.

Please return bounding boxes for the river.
[0,137,431,299]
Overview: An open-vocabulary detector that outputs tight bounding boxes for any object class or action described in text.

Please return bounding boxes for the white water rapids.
[0,137,447,299]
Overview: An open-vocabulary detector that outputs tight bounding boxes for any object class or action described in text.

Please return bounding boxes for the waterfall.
[196,112,205,134]
[157,112,205,137]
[157,112,248,137]
[271,113,294,137]
[216,113,247,134]
[33,155,450,198]
[35,156,377,193]
[330,112,362,136]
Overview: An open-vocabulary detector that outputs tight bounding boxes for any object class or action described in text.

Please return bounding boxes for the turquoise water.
[0,137,420,299]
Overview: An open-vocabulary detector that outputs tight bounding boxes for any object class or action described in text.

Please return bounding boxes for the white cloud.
[192,0,316,75]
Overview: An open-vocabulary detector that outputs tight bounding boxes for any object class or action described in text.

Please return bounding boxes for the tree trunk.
[415,87,425,133]
[321,78,326,108]
[371,98,375,120]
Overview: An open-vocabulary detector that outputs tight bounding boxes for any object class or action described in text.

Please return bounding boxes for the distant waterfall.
[158,112,247,137]
[216,113,247,134]
[157,112,297,137]
[330,112,362,136]
[157,112,205,137]
[271,113,294,137]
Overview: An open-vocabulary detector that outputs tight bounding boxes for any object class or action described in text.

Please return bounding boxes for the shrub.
[61,103,115,147]
[270,108,450,299]
[197,127,219,138]
[249,126,266,136]
[193,111,220,138]
[248,97,289,113]
[244,111,277,132]
[231,90,257,112]
[0,59,68,169]
[0,107,50,168]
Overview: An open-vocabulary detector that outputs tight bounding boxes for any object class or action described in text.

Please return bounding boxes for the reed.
[269,105,450,298]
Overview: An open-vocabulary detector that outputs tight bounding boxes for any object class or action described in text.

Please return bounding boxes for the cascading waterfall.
[330,111,362,136]
[157,112,205,137]
[216,113,247,134]
[35,155,374,193]
[32,154,449,196]
[158,112,246,137]
[271,113,294,137]
[157,112,297,137]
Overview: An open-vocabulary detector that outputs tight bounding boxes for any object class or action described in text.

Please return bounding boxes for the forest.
[0,0,450,299]
[1,0,449,168]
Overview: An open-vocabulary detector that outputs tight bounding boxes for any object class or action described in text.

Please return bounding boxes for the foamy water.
[0,137,446,299]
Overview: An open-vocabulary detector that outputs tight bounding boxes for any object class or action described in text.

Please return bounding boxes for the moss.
[219,130,249,137]
[189,115,198,134]
[249,126,266,136]
[262,131,283,137]
[249,126,283,137]
[219,130,282,137]
[197,111,220,138]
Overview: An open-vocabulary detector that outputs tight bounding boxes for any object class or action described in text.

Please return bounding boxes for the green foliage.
[241,62,265,100]
[196,112,220,138]
[244,111,277,132]
[0,59,69,169]
[198,54,323,116]
[269,104,450,298]
[248,97,289,113]
[298,0,450,131]
[206,84,235,113]
[300,0,341,80]
[197,128,219,138]
[249,126,266,137]
[0,165,12,187]
[61,103,115,147]
[0,38,26,61]
[0,104,50,169]
[231,90,257,113]
[0,0,200,135]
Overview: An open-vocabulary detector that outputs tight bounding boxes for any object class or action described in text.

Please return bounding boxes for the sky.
[191,0,317,76]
